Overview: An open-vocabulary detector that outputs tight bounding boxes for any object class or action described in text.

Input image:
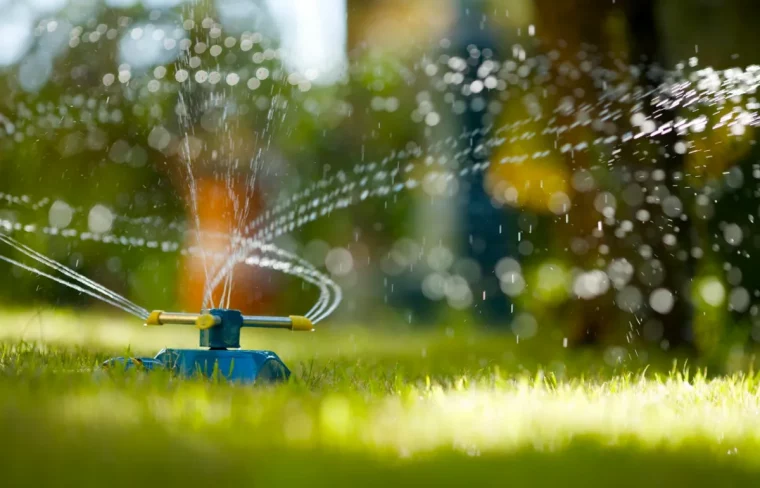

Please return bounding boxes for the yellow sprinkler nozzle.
[195,313,221,330]
[145,310,164,326]
[288,315,314,332]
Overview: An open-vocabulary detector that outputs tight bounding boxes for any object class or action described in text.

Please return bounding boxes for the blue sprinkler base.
[102,348,291,384]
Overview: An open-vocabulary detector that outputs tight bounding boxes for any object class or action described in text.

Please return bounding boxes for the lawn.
[1,309,759,487]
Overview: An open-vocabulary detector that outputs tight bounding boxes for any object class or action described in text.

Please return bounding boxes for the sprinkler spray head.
[143,308,313,350]
[144,310,313,331]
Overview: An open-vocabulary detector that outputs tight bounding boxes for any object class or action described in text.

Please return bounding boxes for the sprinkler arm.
[144,310,313,331]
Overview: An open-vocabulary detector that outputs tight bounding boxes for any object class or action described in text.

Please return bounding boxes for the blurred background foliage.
[1,0,760,371]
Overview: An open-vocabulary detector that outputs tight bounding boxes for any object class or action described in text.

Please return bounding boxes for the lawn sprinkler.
[102,309,313,384]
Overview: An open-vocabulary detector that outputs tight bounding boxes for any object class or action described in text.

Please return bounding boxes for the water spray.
[0,232,326,385]
[103,309,313,384]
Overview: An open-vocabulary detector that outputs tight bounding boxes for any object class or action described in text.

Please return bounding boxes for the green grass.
[1,309,759,487]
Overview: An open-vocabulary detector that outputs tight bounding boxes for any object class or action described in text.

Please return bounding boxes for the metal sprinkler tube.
[144,309,313,349]
[102,309,314,384]
[144,310,313,331]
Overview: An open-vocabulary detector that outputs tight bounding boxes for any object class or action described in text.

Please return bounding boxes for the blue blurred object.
[451,0,518,325]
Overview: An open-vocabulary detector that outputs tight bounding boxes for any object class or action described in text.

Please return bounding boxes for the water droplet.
[88,204,113,234]
[48,200,73,228]
[649,288,674,314]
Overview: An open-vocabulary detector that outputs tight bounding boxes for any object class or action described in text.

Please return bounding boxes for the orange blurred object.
[179,177,274,314]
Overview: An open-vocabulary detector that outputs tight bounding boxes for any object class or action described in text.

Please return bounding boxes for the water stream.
[0,4,758,337]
